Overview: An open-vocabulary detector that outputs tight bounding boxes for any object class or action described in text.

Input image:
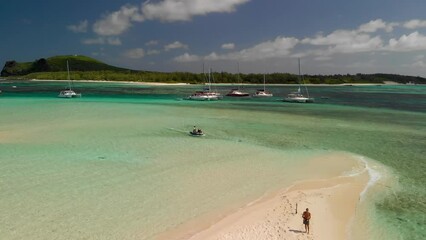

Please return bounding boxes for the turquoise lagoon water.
[0,81,425,239]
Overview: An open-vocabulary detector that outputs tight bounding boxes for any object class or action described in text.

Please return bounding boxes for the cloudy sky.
[2,0,426,76]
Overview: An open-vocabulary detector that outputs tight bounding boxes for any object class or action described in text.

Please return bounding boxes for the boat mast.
[263,73,266,91]
[208,67,212,93]
[66,60,72,90]
[237,62,241,90]
[298,58,301,93]
[298,58,310,98]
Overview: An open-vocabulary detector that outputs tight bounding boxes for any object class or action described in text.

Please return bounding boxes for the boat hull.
[252,91,273,97]
[58,91,82,98]
[226,89,250,97]
[185,90,220,101]
[226,94,250,97]
[186,95,219,101]
[283,97,314,103]
[189,132,205,136]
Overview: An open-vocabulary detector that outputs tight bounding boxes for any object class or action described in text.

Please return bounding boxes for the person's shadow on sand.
[289,229,305,234]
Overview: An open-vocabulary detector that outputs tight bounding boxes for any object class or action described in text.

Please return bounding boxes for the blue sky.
[2,0,426,76]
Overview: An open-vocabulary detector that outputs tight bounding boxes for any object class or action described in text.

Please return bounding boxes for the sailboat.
[283,59,314,103]
[226,63,249,97]
[58,60,81,98]
[253,73,273,97]
[186,67,220,101]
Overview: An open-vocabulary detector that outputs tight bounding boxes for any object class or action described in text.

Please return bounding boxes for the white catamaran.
[186,67,221,101]
[58,60,81,98]
[283,59,314,103]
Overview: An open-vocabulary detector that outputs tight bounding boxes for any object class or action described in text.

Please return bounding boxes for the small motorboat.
[189,131,205,136]
[190,126,205,136]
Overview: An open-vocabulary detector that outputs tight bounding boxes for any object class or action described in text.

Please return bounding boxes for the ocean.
[0,80,425,239]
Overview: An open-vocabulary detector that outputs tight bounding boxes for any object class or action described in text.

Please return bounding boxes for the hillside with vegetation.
[2,55,426,84]
[1,55,127,76]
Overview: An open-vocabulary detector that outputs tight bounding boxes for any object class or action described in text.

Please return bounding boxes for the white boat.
[186,67,220,101]
[58,89,81,98]
[226,89,250,97]
[253,74,273,97]
[202,67,222,99]
[253,90,273,97]
[284,59,314,103]
[226,63,249,97]
[284,88,313,103]
[58,60,81,98]
[186,91,219,101]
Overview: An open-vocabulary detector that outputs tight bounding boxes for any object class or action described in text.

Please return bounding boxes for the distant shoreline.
[27,79,404,86]
[29,79,190,86]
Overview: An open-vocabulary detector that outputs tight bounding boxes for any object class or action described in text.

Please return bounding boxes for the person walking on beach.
[302,208,311,234]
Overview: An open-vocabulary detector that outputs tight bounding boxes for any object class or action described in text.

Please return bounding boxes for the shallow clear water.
[0,81,425,239]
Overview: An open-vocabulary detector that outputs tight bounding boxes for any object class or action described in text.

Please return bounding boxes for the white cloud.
[294,19,426,58]
[303,30,367,46]
[90,0,249,37]
[313,55,332,61]
[403,19,426,29]
[387,32,426,52]
[93,5,144,36]
[146,40,159,46]
[329,35,383,54]
[172,19,426,65]
[205,52,220,61]
[164,41,188,51]
[234,36,299,61]
[414,54,424,61]
[82,37,105,45]
[301,28,383,56]
[82,37,122,45]
[174,53,200,62]
[142,0,250,22]
[68,20,88,33]
[123,48,146,59]
[147,49,161,55]
[107,37,122,45]
[199,36,298,62]
[221,43,235,50]
[358,19,396,33]
[91,51,106,57]
[411,60,426,68]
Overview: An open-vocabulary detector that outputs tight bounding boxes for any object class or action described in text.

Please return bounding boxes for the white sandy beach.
[156,153,373,240]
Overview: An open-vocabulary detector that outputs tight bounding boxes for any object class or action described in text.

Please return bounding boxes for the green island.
[2,55,425,84]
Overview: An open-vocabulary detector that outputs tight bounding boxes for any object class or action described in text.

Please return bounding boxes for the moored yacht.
[226,63,249,97]
[186,67,221,101]
[186,91,219,101]
[58,89,81,98]
[283,59,314,103]
[226,89,250,97]
[58,60,81,98]
[253,90,273,97]
[283,88,313,103]
[253,74,273,97]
